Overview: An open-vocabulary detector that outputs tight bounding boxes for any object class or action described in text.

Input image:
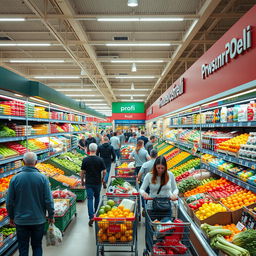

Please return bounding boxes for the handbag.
[152,184,172,212]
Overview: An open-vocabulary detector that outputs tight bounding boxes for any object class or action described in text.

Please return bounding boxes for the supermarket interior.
[0,0,256,256]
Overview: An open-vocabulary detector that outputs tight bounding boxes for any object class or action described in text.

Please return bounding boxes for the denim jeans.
[104,163,112,183]
[86,184,101,220]
[16,223,45,256]
[114,149,120,160]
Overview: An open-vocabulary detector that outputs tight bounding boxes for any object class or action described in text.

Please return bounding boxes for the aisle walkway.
[14,165,144,255]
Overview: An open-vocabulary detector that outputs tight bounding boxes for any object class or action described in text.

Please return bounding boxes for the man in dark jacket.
[137,130,149,145]
[6,152,54,256]
[96,136,116,188]
[85,134,96,154]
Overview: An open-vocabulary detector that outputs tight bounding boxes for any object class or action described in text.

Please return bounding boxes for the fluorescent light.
[131,83,135,90]
[10,59,64,63]
[128,0,138,7]
[131,63,137,72]
[34,76,80,79]
[97,18,139,22]
[114,88,150,91]
[68,95,97,97]
[78,99,104,102]
[56,89,93,92]
[119,94,146,97]
[14,93,24,97]
[131,95,133,100]
[0,18,25,21]
[106,43,171,47]
[115,76,155,79]
[140,18,184,21]
[0,43,51,47]
[87,104,108,106]
[29,97,49,104]
[111,59,164,63]
[120,99,144,102]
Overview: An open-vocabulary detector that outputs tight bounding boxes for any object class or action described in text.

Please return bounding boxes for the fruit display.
[53,174,81,187]
[167,152,191,169]
[0,176,13,194]
[178,129,200,144]
[188,197,214,211]
[0,208,8,221]
[220,190,256,211]
[239,132,256,161]
[0,160,22,173]
[0,226,16,238]
[178,178,201,194]
[164,129,180,140]
[51,157,81,174]
[171,158,200,177]
[5,142,27,155]
[0,146,19,159]
[220,224,242,242]
[164,148,180,160]
[195,203,227,220]
[176,169,212,183]
[31,124,49,135]
[58,152,83,166]
[158,145,173,156]
[120,145,135,159]
[208,184,243,200]
[53,199,70,216]
[0,125,15,137]
[218,133,249,154]
[36,163,64,176]
[0,100,25,117]
[108,178,137,194]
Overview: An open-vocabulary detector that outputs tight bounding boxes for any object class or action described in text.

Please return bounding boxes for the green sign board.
[112,102,145,113]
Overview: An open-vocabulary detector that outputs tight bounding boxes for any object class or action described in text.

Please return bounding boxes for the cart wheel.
[75,213,77,217]
[100,246,104,256]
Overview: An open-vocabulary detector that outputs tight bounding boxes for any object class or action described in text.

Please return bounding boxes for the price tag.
[108,224,121,233]
[236,222,246,231]
[246,184,250,190]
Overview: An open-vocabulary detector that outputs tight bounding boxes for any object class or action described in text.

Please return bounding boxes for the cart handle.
[93,216,136,221]
[106,192,140,196]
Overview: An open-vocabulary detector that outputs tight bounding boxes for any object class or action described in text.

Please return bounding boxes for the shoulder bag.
[152,184,172,212]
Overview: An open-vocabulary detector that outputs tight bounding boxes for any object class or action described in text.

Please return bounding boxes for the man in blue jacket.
[6,152,55,256]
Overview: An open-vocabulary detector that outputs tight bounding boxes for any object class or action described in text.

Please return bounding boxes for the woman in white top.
[139,155,178,205]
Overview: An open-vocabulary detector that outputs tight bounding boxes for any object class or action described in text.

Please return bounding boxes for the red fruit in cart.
[115,232,121,239]
[108,236,116,243]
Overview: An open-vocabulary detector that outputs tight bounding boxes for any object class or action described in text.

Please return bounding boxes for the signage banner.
[112,102,145,113]
[115,120,145,124]
[146,5,256,120]
[112,113,146,120]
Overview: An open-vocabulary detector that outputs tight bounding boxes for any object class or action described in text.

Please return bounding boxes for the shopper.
[137,131,149,145]
[6,152,54,256]
[129,140,150,175]
[124,129,131,142]
[85,134,96,154]
[95,133,102,146]
[81,143,106,226]
[118,130,126,145]
[139,155,178,211]
[136,128,141,137]
[110,132,121,160]
[138,149,158,183]
[128,132,138,144]
[78,135,86,151]
[145,135,157,154]
[96,136,116,189]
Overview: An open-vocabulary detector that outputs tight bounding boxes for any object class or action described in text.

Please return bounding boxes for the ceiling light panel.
[110,60,164,63]
[119,94,146,97]
[115,76,155,79]
[0,18,25,21]
[10,59,65,63]
[106,43,171,47]
[34,76,80,79]
[56,89,93,92]
[0,43,51,47]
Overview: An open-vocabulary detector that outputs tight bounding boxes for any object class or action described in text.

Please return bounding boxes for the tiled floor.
[13,165,144,256]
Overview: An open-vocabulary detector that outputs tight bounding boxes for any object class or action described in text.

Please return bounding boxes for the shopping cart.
[143,199,198,256]
[114,166,136,177]
[94,194,138,256]
[106,176,141,221]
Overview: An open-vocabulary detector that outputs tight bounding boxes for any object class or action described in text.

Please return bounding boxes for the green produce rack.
[168,155,195,171]
[162,146,176,156]
[76,148,88,156]
[156,142,170,152]
[47,159,80,177]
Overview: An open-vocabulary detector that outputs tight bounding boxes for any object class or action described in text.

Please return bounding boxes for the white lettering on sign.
[121,105,135,112]
[201,26,252,79]
[146,107,153,116]
[159,78,184,108]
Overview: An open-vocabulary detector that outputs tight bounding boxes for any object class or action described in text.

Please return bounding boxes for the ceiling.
[0,0,255,116]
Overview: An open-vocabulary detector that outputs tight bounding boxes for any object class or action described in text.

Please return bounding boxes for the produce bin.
[47,159,80,177]
[76,148,88,156]
[69,198,77,218]
[169,155,195,170]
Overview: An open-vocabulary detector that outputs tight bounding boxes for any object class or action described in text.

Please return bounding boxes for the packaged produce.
[108,178,137,194]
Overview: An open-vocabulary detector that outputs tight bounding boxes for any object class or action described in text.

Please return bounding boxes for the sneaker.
[88,219,94,226]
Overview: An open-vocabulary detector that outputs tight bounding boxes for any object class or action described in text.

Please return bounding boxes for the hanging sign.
[201,26,252,79]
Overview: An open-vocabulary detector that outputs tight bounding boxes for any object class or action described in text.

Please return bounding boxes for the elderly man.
[81,143,106,226]
[6,152,54,256]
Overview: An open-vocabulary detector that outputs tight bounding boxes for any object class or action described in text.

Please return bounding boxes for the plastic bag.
[46,223,62,246]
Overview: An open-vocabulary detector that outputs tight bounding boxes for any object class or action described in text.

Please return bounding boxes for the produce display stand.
[0,235,18,256]
[114,167,136,177]
[94,195,138,256]
[106,176,141,221]
[76,148,88,156]
[143,199,197,256]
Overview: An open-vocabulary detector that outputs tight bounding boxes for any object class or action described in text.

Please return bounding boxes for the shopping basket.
[94,194,138,256]
[106,176,141,221]
[143,199,198,256]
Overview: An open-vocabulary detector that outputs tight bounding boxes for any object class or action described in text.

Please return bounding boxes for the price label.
[236,222,246,231]
[246,184,250,190]
[108,224,121,233]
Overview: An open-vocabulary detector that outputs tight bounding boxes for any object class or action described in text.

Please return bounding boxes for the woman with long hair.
[129,140,151,174]
[139,155,178,201]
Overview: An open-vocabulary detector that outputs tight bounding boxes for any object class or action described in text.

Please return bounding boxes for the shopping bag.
[46,223,63,246]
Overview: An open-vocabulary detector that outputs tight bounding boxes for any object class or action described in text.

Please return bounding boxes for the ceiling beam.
[146,0,222,103]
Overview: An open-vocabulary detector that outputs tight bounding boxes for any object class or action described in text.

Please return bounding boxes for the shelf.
[0,198,5,204]
[0,155,24,165]
[0,115,26,121]
[201,163,256,193]
[0,217,9,228]
[0,167,22,179]
[200,148,256,169]
[0,136,27,143]
[0,236,17,256]
[169,121,256,128]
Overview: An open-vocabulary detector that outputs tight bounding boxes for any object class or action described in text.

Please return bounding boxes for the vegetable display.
[178,178,201,194]
[108,178,137,194]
